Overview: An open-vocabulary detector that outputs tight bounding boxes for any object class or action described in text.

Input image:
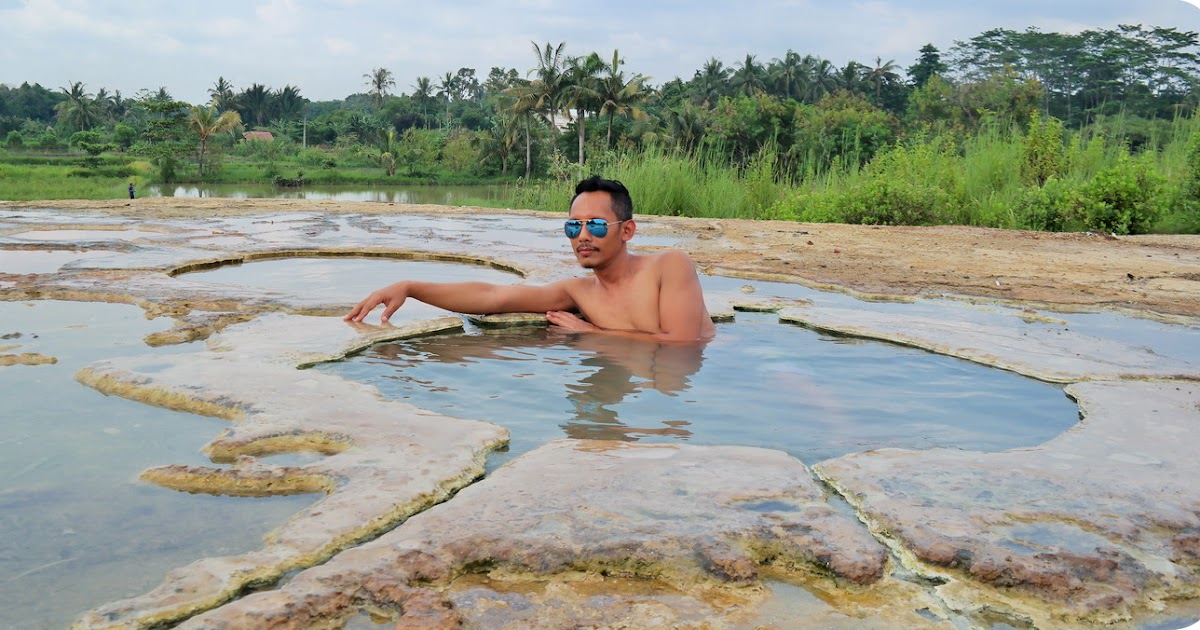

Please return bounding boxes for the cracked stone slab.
[815,381,1200,627]
[780,306,1200,383]
[181,440,913,628]
[70,313,509,629]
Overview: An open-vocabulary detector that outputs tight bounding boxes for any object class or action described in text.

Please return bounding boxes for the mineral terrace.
[1,198,1198,629]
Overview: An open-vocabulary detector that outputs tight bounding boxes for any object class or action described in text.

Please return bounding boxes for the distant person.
[128,182,135,199]
[346,176,716,341]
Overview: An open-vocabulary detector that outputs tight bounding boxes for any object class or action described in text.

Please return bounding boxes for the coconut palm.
[771,50,804,100]
[528,41,569,130]
[561,53,604,165]
[808,59,839,100]
[56,81,98,131]
[598,49,651,149]
[364,67,395,109]
[436,71,461,126]
[411,77,435,127]
[209,77,237,110]
[867,56,902,100]
[503,79,542,179]
[732,54,766,96]
[691,58,729,107]
[188,106,242,177]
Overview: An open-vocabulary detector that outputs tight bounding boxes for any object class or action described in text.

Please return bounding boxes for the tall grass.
[511,144,787,219]
[0,161,152,201]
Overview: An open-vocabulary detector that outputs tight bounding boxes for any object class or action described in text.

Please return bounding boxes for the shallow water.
[0,302,315,629]
[323,311,1079,472]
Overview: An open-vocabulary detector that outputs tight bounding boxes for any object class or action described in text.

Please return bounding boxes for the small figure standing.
[128,182,135,199]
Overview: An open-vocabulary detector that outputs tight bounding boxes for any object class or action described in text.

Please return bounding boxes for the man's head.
[567,176,635,269]
[571,176,633,222]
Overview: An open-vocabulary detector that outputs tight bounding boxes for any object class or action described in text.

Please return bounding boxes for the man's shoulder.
[640,249,697,272]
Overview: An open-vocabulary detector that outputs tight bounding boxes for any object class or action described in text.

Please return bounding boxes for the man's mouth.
[576,246,597,255]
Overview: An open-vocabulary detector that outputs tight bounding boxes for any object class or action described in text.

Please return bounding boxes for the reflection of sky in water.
[0,302,314,629]
[178,257,522,305]
[702,275,1200,364]
[0,249,115,274]
[323,313,1078,472]
[8,229,164,242]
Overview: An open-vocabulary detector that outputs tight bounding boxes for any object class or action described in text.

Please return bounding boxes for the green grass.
[0,160,153,201]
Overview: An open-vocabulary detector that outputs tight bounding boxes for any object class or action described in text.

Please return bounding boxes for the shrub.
[5,130,23,149]
[1076,154,1165,234]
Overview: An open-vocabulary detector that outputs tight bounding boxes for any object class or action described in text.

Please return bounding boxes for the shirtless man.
[344,176,716,342]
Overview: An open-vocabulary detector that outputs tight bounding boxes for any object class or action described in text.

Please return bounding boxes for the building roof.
[243,131,274,141]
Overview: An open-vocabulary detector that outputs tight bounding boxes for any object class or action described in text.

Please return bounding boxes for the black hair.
[571,176,633,221]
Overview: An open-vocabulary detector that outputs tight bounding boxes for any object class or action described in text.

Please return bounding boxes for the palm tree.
[436,71,459,126]
[412,77,435,127]
[238,83,271,127]
[528,41,569,130]
[479,113,521,175]
[188,106,242,177]
[504,79,541,179]
[809,59,839,101]
[364,67,395,109]
[561,53,604,165]
[56,81,97,131]
[273,84,306,121]
[867,56,901,100]
[838,61,870,95]
[209,77,237,110]
[691,58,729,107]
[771,50,804,100]
[732,54,766,96]
[598,49,651,148]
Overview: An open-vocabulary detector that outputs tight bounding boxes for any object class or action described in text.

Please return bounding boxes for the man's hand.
[546,310,598,333]
[344,281,409,323]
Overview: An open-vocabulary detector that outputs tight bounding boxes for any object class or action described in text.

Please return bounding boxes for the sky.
[2,0,1200,106]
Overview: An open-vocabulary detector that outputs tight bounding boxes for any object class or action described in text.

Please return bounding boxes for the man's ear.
[621,219,637,241]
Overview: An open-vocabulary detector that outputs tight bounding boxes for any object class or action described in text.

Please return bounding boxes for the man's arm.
[654,249,713,341]
[345,280,577,323]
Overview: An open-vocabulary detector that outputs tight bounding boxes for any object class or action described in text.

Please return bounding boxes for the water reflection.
[563,334,705,440]
[364,328,706,442]
[149,184,514,205]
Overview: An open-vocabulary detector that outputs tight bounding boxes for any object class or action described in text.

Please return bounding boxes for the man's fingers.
[380,301,402,323]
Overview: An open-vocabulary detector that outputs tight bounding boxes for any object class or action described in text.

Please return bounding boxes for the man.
[345,176,716,342]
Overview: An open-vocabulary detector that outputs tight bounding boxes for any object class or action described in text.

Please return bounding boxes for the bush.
[157,156,178,183]
[5,130,23,149]
[1015,177,1078,231]
[1072,154,1165,235]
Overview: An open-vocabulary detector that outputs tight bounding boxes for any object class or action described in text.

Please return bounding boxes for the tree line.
[0,24,1197,187]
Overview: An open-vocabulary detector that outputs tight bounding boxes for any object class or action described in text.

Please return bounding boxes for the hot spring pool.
[320,311,1080,472]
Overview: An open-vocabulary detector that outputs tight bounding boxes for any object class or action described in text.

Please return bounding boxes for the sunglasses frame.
[564,218,628,239]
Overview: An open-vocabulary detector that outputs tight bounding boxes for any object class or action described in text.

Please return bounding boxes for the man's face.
[567,191,629,269]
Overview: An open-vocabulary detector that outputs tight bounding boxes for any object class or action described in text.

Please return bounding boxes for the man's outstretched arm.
[345,280,576,323]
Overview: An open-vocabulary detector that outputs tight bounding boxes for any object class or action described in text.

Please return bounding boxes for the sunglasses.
[564,219,627,239]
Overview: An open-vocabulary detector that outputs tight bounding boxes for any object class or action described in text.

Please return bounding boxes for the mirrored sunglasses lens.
[586,219,609,237]
[564,220,583,238]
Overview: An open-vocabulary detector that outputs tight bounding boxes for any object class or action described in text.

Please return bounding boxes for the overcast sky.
[3,0,1199,105]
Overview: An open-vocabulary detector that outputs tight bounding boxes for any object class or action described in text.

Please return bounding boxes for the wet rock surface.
[1,201,1198,628]
[816,381,1200,627]
[183,440,910,628]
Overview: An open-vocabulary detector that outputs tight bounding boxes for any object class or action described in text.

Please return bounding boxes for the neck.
[590,249,635,284]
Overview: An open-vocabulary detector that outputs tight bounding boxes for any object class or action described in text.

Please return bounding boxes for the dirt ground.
[6,197,1200,320]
